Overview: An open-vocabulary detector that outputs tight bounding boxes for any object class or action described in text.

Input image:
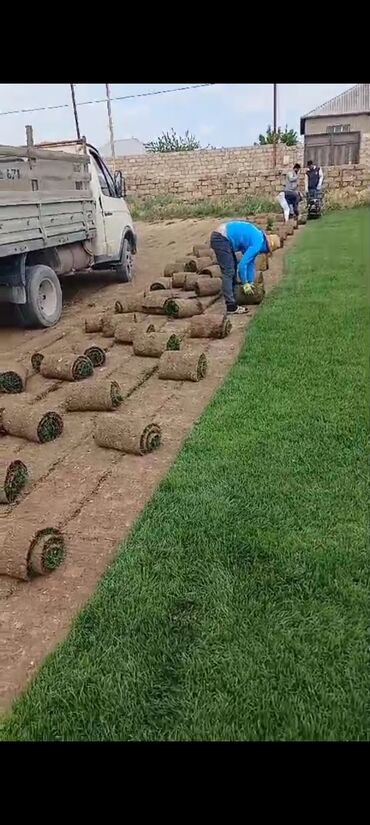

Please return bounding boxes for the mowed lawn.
[1,208,368,741]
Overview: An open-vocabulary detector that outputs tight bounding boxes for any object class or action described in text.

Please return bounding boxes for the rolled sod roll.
[254,271,265,287]
[285,222,294,235]
[298,216,307,225]
[172,271,187,289]
[102,314,125,338]
[184,256,214,273]
[164,297,204,319]
[255,254,268,271]
[84,313,105,333]
[114,319,155,344]
[149,277,172,291]
[141,293,170,314]
[143,288,183,300]
[183,272,200,291]
[158,350,207,382]
[195,276,222,297]
[193,244,214,258]
[114,294,144,314]
[83,346,106,367]
[0,523,66,580]
[133,331,180,358]
[190,314,232,339]
[32,352,93,381]
[0,459,28,504]
[199,264,222,278]
[235,283,265,306]
[0,364,28,394]
[95,413,161,455]
[0,399,63,443]
[163,261,188,277]
[65,379,123,412]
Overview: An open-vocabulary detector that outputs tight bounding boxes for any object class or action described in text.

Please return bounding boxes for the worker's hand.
[242,282,254,295]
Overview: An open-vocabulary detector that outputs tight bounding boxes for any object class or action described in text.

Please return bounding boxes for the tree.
[257,124,298,147]
[145,128,201,153]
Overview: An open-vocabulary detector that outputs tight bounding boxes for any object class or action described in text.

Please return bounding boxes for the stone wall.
[108,137,370,204]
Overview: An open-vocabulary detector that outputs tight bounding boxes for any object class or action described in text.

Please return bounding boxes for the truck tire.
[115,237,133,282]
[18,265,63,328]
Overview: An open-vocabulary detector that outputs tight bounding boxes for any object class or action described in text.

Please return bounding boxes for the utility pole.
[70,83,81,140]
[273,83,277,168]
[25,125,34,147]
[105,83,116,173]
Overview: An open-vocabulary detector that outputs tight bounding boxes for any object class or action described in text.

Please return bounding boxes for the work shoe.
[226,303,248,315]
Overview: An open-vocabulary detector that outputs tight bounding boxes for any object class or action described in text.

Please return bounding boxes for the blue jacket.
[224,221,268,284]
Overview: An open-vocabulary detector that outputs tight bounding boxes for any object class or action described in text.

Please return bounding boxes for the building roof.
[300,84,370,134]
[99,138,146,158]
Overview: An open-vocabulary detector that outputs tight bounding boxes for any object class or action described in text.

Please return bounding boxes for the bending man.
[210,221,280,314]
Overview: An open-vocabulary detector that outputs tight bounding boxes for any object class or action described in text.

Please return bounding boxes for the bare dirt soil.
[0,217,298,711]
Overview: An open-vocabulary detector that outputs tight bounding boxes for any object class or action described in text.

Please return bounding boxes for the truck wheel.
[18,265,62,328]
[115,237,133,282]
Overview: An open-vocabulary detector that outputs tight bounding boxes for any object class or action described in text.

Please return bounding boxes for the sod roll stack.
[193,244,215,260]
[183,272,200,291]
[114,319,155,344]
[171,272,188,289]
[65,379,123,412]
[0,399,63,443]
[133,331,180,358]
[199,264,222,278]
[190,314,232,339]
[0,364,28,394]
[141,293,171,314]
[149,277,173,291]
[0,523,66,580]
[158,350,207,382]
[184,256,214,273]
[102,314,126,338]
[163,261,188,277]
[164,297,203,319]
[114,294,145,314]
[32,352,93,381]
[195,276,222,297]
[0,459,28,504]
[95,413,161,455]
[84,313,105,333]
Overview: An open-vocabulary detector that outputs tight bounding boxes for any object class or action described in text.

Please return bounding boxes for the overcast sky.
[0,84,356,149]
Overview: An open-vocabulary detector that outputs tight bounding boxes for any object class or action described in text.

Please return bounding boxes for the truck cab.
[46,140,137,274]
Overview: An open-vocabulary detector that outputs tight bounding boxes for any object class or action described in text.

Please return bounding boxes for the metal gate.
[304,132,360,166]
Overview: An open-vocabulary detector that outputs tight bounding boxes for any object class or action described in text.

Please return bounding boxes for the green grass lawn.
[1,208,369,741]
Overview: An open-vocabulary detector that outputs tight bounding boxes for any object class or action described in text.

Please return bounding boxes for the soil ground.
[0,217,298,712]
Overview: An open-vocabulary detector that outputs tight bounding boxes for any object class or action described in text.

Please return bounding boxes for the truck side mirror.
[114,170,123,198]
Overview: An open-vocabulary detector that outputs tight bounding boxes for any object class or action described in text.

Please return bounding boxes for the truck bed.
[0,143,96,258]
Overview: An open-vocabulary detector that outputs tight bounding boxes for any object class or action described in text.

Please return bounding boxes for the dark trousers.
[210,231,238,308]
[285,190,299,217]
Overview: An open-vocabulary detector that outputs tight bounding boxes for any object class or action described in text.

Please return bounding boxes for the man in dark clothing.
[284,163,301,218]
[305,160,324,196]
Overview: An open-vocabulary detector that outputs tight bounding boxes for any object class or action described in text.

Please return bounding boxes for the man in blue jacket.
[210,221,280,313]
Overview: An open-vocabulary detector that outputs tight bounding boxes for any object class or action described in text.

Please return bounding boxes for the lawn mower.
[306,189,323,220]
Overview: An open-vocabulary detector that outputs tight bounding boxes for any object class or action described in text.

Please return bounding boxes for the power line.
[0,83,215,117]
